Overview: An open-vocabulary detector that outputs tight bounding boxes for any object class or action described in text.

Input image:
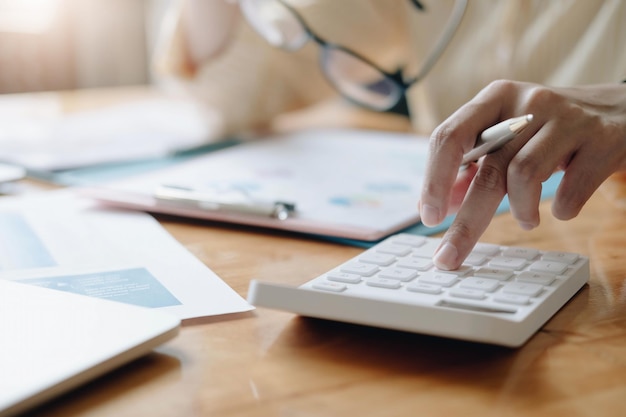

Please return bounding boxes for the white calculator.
[247,234,589,347]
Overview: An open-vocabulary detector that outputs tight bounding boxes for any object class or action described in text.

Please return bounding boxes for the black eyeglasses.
[239,0,467,113]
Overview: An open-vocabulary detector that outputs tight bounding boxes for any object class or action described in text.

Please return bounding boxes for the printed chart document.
[82,128,430,241]
[0,191,252,320]
[0,95,220,171]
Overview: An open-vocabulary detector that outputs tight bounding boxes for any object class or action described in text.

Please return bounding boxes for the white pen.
[153,185,296,220]
[461,114,534,167]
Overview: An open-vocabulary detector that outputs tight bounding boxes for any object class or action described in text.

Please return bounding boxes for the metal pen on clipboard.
[153,184,296,220]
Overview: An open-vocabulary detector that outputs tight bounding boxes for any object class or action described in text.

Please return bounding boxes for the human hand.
[418,80,626,270]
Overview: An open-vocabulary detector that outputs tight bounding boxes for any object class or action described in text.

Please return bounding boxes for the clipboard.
[80,128,429,242]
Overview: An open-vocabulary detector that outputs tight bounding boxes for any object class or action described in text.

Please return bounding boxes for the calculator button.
[340,263,379,276]
[366,277,402,289]
[502,247,540,260]
[542,251,579,264]
[472,243,501,256]
[379,267,418,282]
[411,240,440,258]
[530,260,568,275]
[418,272,458,287]
[493,293,530,306]
[389,235,426,247]
[474,267,514,281]
[312,281,346,292]
[406,282,442,295]
[435,265,473,277]
[516,271,555,286]
[327,272,362,284]
[463,252,488,266]
[449,288,486,300]
[489,256,527,270]
[375,244,412,256]
[359,252,396,266]
[459,277,500,292]
[502,282,543,297]
[396,257,433,271]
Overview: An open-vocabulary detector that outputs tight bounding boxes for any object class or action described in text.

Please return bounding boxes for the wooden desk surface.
[16,88,626,417]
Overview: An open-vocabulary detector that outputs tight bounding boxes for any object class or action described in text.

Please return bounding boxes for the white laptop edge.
[0,280,181,417]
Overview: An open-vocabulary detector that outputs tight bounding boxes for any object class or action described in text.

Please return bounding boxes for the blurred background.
[0,0,170,94]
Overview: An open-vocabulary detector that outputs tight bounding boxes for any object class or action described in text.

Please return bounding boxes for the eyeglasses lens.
[240,0,309,51]
[322,47,401,111]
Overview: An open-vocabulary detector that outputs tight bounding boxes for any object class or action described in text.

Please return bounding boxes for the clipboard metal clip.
[153,185,296,220]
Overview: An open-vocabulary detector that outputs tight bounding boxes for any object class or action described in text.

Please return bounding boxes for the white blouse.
[155,0,626,135]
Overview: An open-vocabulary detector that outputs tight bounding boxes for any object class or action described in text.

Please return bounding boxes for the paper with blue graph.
[82,128,430,241]
[0,191,252,320]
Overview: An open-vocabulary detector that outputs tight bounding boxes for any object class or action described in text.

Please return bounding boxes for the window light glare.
[0,0,60,33]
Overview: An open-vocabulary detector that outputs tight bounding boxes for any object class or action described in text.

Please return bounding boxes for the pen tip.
[509,114,533,134]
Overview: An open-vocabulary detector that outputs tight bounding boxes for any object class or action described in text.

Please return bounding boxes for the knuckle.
[430,123,453,150]
[446,221,476,248]
[447,222,480,253]
[524,85,562,111]
[473,164,506,193]
[484,79,517,95]
[421,180,441,198]
[430,121,464,152]
[430,102,486,151]
[429,126,466,162]
[508,154,544,184]
[586,112,620,143]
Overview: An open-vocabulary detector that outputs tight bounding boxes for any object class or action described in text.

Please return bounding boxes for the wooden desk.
[15,88,626,416]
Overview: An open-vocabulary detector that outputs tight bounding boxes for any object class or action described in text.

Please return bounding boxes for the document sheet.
[0,95,220,171]
[0,191,252,320]
[84,128,430,241]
